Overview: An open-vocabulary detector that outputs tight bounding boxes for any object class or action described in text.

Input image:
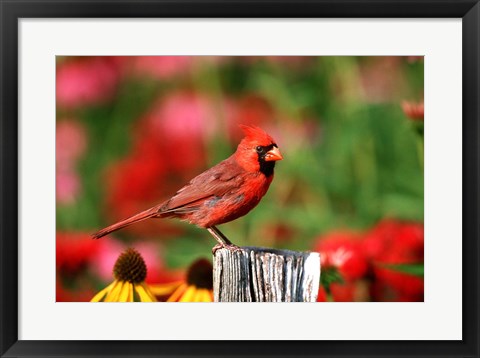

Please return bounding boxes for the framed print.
[1,1,479,357]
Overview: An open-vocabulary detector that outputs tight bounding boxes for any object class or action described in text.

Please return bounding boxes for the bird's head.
[235,125,283,176]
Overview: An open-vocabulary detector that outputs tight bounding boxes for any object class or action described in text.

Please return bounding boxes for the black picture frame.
[1,1,478,357]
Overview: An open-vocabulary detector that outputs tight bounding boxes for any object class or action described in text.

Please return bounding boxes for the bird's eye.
[256,146,263,153]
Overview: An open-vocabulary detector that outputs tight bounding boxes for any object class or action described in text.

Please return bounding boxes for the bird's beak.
[264,147,283,161]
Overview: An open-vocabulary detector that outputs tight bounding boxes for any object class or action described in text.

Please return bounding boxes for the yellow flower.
[149,258,214,302]
[91,248,157,302]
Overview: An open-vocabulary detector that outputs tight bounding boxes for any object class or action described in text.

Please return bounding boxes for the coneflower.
[91,248,156,302]
[150,258,214,302]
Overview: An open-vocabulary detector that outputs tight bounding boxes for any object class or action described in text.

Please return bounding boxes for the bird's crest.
[239,124,275,145]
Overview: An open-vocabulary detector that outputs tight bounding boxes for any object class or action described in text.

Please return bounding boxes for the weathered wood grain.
[213,246,320,302]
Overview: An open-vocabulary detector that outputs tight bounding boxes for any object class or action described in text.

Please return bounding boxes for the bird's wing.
[160,158,245,214]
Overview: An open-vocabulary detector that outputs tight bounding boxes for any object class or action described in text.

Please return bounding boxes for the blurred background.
[56,56,424,302]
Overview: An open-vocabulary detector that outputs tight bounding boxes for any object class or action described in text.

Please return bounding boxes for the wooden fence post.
[213,246,320,302]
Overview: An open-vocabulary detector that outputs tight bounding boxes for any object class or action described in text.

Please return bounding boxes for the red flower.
[314,220,423,301]
[103,155,181,237]
[107,155,167,211]
[317,282,361,302]
[364,219,424,301]
[364,219,424,262]
[56,232,100,274]
[314,230,368,281]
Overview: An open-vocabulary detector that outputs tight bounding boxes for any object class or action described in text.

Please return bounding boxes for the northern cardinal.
[92,125,283,250]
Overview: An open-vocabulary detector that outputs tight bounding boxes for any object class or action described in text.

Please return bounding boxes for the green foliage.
[381,263,424,277]
[320,266,345,301]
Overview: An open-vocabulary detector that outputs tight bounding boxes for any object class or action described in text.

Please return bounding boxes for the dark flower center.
[113,248,147,284]
[186,258,213,289]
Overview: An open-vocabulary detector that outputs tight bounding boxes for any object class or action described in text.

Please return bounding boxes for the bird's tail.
[92,204,162,240]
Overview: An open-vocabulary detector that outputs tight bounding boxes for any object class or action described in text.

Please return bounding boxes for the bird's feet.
[212,243,242,255]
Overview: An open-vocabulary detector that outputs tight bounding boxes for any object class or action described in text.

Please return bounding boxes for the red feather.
[92,125,282,244]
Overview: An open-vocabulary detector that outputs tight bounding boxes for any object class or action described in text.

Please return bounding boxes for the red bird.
[92,125,283,250]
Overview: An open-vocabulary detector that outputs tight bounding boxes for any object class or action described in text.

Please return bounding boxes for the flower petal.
[118,282,131,302]
[194,289,204,302]
[149,281,183,296]
[190,289,201,302]
[104,281,123,302]
[141,282,158,301]
[179,286,196,302]
[90,281,115,302]
[167,283,188,302]
[127,282,134,302]
[135,283,157,302]
[198,289,212,302]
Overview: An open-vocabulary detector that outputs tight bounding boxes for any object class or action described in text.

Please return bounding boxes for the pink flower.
[56,169,81,205]
[56,119,87,205]
[56,57,122,109]
[56,119,87,168]
[146,92,216,142]
[141,91,217,172]
[402,101,424,121]
[130,56,194,79]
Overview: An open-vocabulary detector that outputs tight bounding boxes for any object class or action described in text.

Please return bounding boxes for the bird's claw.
[212,243,242,255]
